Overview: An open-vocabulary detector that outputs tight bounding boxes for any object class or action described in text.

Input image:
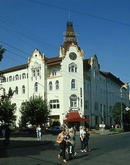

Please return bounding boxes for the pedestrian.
[36,124,42,140]
[4,125,11,146]
[66,128,77,159]
[1,124,6,138]
[73,125,77,135]
[84,127,91,152]
[80,127,90,152]
[56,127,67,163]
[79,126,84,152]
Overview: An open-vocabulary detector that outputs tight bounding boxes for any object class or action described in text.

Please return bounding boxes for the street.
[0,132,130,165]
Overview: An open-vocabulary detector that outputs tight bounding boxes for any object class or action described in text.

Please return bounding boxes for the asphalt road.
[0,132,130,165]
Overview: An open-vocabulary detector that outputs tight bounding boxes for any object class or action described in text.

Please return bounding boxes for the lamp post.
[120,83,129,131]
[120,87,123,131]
[36,82,46,99]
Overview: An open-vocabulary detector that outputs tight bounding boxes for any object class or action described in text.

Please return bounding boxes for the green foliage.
[112,102,126,124]
[114,128,123,133]
[95,124,99,130]
[20,96,50,126]
[0,89,16,124]
[0,45,6,61]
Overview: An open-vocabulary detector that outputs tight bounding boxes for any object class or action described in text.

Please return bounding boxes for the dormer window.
[52,70,56,76]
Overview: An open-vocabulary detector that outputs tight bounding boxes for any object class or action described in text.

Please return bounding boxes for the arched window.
[71,79,76,89]
[33,70,36,77]
[55,80,59,90]
[15,74,19,80]
[22,73,26,79]
[70,94,78,108]
[69,63,77,73]
[22,85,25,94]
[15,86,18,94]
[49,81,52,90]
[34,82,38,92]
[37,69,40,76]
[9,76,12,82]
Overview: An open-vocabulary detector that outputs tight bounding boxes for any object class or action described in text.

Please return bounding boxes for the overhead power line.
[0,12,57,54]
[29,0,130,27]
[0,41,30,56]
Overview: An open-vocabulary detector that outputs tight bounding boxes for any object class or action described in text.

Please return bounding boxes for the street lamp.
[35,82,46,99]
[120,83,129,131]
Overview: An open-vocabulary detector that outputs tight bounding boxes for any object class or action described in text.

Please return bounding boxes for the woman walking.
[80,127,90,152]
[56,128,67,163]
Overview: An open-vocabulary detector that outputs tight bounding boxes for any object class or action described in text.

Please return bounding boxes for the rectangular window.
[84,100,89,110]
[50,99,60,109]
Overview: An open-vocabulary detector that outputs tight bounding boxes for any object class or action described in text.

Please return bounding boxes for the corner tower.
[59,21,83,58]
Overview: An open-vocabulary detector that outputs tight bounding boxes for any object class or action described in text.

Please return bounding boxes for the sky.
[0,0,130,83]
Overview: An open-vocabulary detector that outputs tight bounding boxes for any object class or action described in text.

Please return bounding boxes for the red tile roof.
[0,64,28,74]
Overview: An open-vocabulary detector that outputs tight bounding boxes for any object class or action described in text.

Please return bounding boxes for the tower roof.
[62,21,80,52]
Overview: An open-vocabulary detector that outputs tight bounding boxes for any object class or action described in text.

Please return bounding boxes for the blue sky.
[0,0,130,83]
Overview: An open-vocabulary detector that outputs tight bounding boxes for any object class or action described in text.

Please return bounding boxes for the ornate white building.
[0,22,129,128]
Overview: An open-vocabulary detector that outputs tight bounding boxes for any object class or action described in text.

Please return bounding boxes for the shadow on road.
[0,138,56,158]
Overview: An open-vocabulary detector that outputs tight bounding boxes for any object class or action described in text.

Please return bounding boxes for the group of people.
[56,125,90,163]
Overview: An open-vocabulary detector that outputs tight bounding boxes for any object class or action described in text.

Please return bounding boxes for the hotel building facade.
[0,22,129,128]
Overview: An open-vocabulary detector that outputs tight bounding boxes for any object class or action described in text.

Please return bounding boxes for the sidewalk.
[90,129,120,135]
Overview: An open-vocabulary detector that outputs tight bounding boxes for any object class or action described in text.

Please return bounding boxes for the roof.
[0,64,28,74]
[100,71,124,85]
[83,58,91,70]
[0,56,62,73]
[64,112,89,122]
[62,21,81,52]
[46,56,62,66]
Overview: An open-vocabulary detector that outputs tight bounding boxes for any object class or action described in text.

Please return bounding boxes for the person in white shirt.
[79,126,84,152]
[36,124,42,140]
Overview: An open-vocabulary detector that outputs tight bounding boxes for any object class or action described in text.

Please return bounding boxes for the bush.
[95,124,99,130]
[114,128,123,133]
[110,128,123,133]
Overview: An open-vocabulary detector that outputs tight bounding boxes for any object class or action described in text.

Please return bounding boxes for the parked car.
[48,126,62,135]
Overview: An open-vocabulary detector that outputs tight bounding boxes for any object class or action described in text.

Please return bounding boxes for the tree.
[0,88,16,124]
[112,102,126,124]
[0,45,6,61]
[20,96,50,126]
